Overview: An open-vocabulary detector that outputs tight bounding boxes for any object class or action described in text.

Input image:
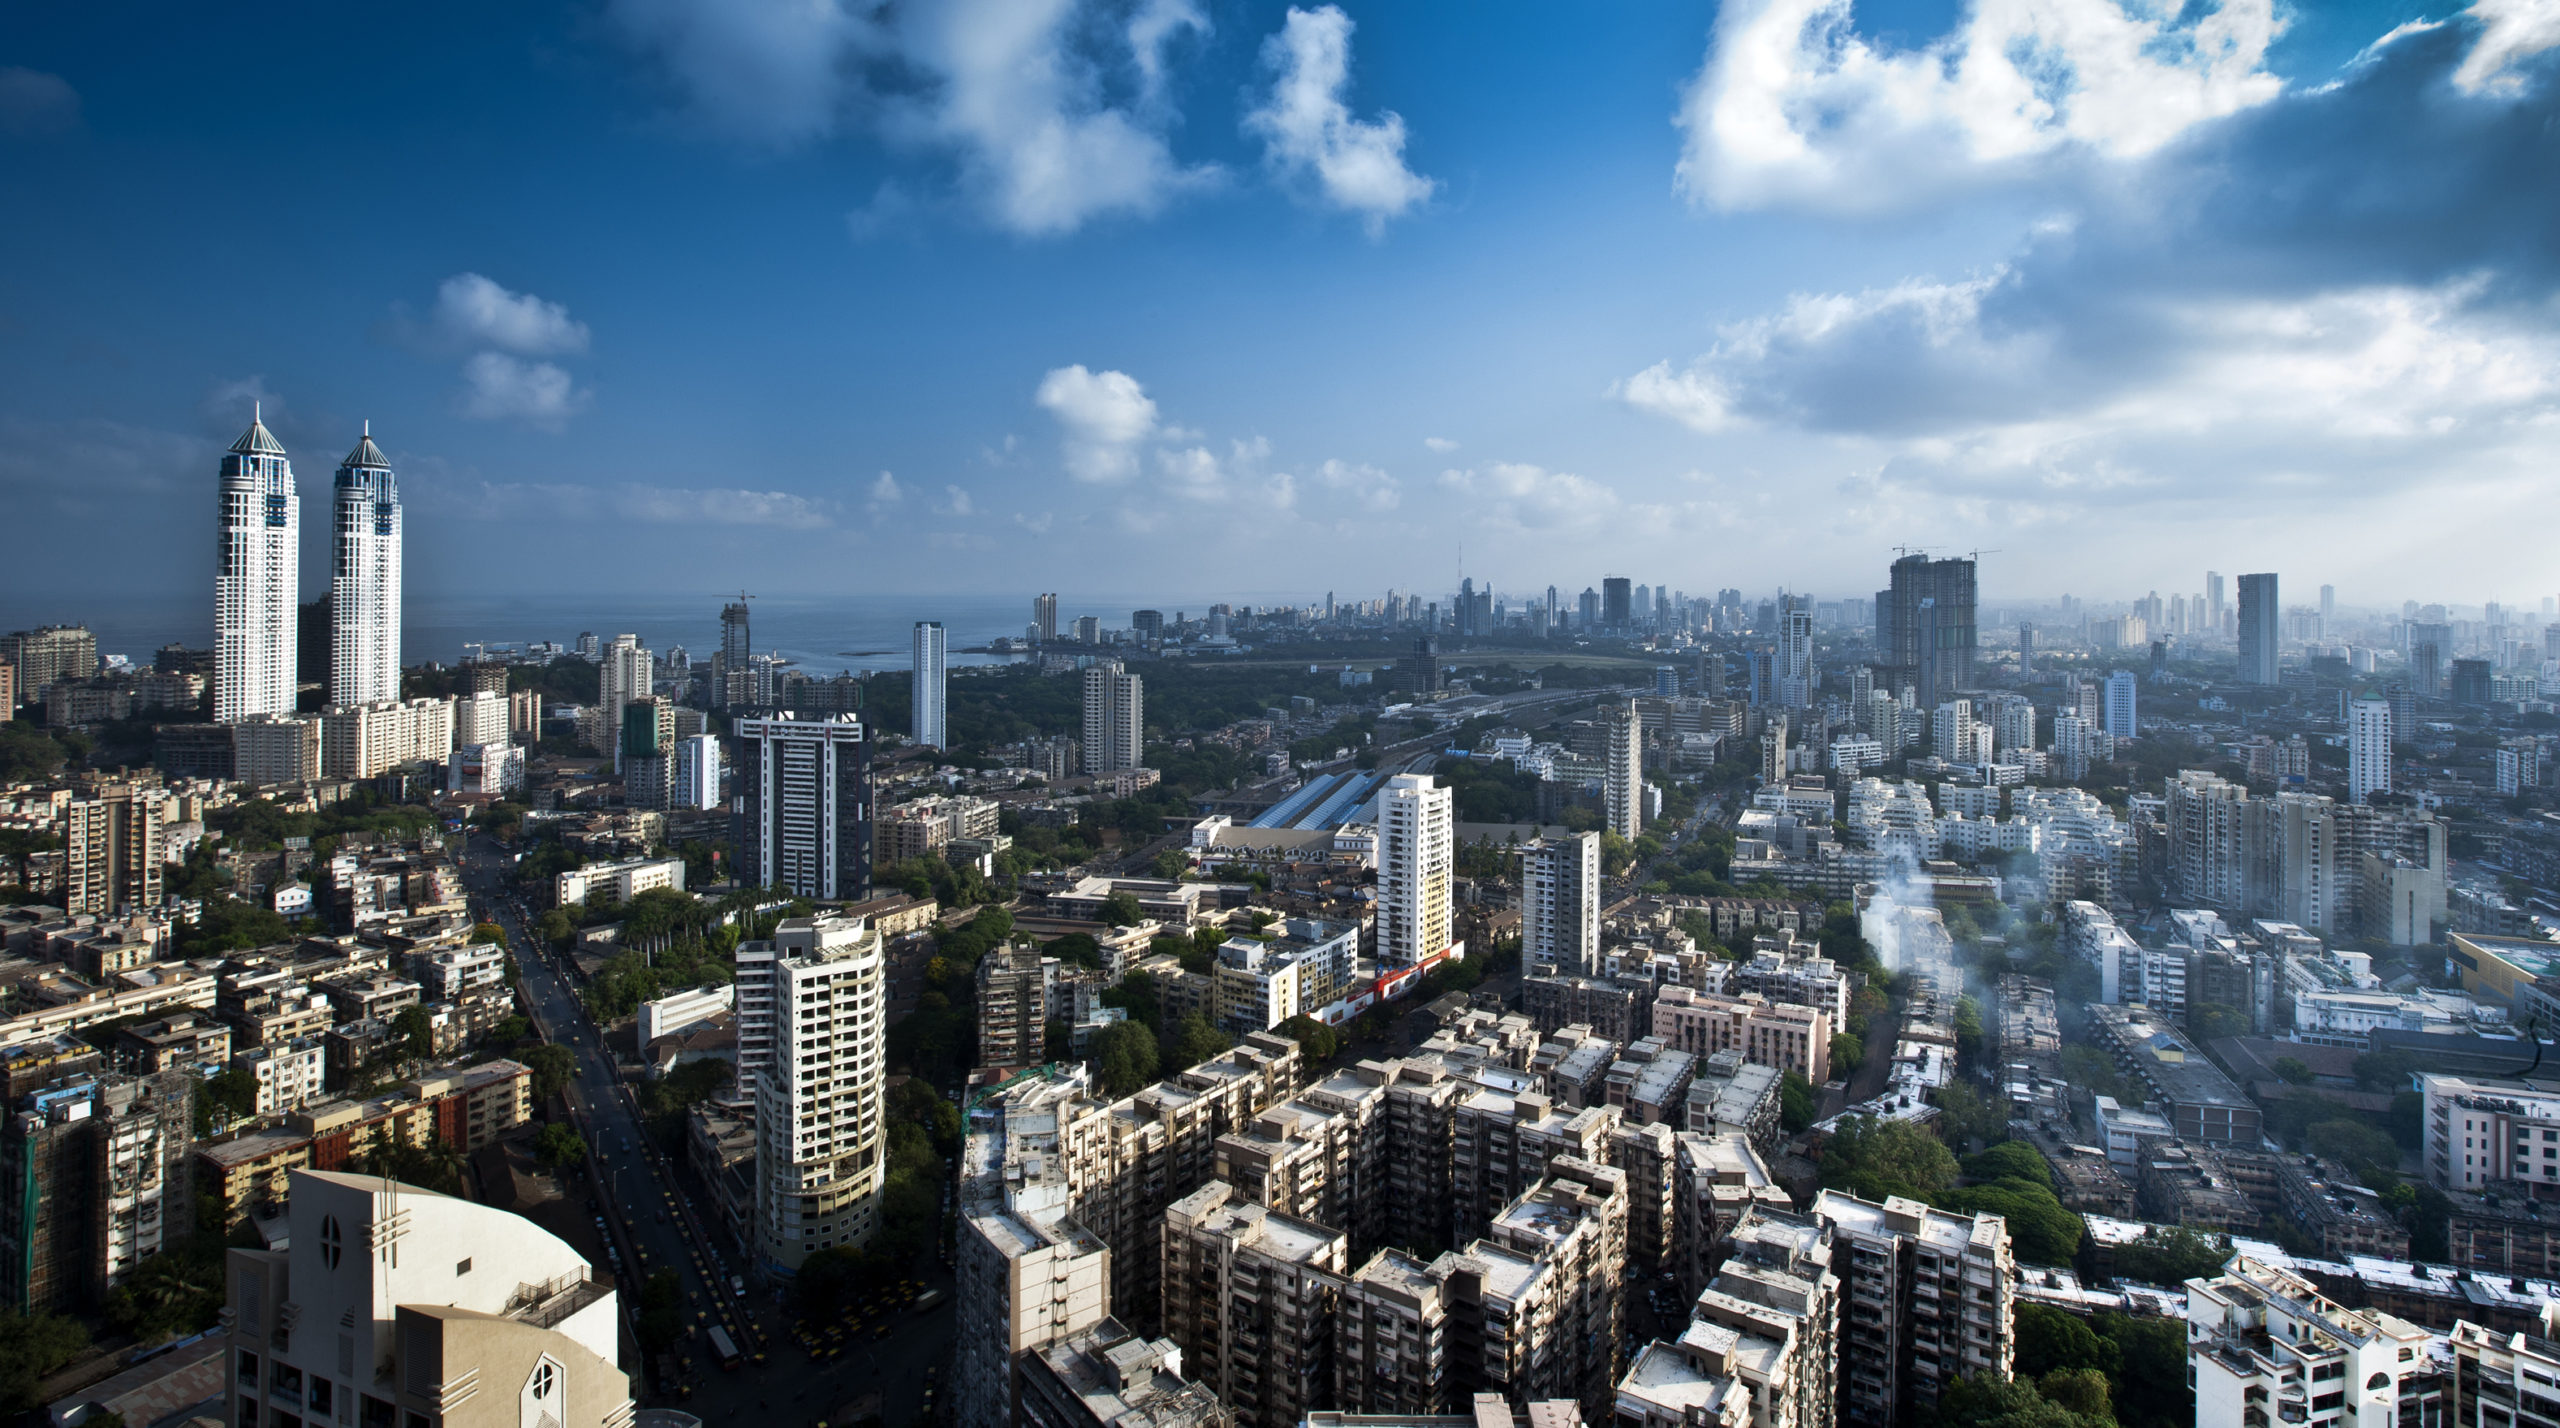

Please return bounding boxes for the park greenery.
[1817,1119,2086,1268]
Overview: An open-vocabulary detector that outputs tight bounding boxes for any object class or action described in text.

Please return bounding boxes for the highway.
[463,836,952,1426]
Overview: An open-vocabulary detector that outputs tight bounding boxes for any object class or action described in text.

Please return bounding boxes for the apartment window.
[238,1350,260,1384]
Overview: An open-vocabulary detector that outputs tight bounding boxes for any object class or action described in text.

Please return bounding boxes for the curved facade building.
[215,407,299,724]
[330,424,402,706]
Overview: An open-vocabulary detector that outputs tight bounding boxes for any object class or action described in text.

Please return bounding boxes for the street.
[463,837,954,1426]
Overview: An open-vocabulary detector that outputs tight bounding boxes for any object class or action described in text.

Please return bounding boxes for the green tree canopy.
[1819,1114,1957,1201]
[1090,1020,1160,1096]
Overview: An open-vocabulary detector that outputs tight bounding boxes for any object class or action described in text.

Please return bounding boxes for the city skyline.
[5,2,2558,603]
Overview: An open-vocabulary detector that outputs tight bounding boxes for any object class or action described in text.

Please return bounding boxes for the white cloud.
[867,470,905,512]
[607,0,1215,236]
[937,484,976,516]
[1035,364,1158,481]
[434,274,590,356]
[1316,457,1401,511]
[1613,363,1737,434]
[1436,462,1624,532]
[459,353,588,426]
[1245,6,1434,229]
[1422,436,1458,452]
[1675,0,2284,213]
[2453,0,2560,94]
[473,480,834,528]
[0,67,80,136]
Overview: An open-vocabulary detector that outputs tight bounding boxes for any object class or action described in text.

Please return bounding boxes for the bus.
[706,1325,743,1371]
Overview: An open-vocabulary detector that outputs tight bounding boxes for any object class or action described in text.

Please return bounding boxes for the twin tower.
[214,406,403,723]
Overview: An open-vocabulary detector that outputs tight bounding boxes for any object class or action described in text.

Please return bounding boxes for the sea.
[17,593,1070,677]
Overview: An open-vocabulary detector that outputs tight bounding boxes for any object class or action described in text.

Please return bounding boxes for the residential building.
[2085,1003,2264,1146]
[1379,774,1455,968]
[328,425,402,706]
[1017,1317,1232,1428]
[913,620,947,749]
[1811,1189,2015,1427]
[447,741,525,795]
[239,1036,327,1114]
[1651,986,1832,1084]
[1522,833,1602,978]
[1876,554,1976,709]
[737,914,887,1269]
[1604,701,1642,839]
[215,410,298,723]
[1160,1181,1348,1428]
[977,945,1054,1072]
[1212,920,1360,1033]
[597,631,651,773]
[0,1069,194,1313]
[672,732,722,810]
[1684,1050,1783,1155]
[1621,1204,1837,1428]
[1083,661,1144,773]
[734,711,873,901]
[2237,572,2280,684]
[64,781,163,918]
[553,854,685,907]
[454,687,510,750]
[225,1168,630,1428]
[2187,1255,2432,1428]
[2350,697,2393,804]
[2103,670,2137,739]
[320,697,455,779]
[1033,592,1059,644]
[232,711,322,786]
[2421,1072,2560,1193]
[2,625,96,708]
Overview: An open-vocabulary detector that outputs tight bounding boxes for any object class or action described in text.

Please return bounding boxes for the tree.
[195,1066,260,1135]
[524,1043,576,1101]
[0,1310,89,1414]
[1928,1373,2109,1428]
[1829,1031,1864,1077]
[1933,1081,2008,1149]
[2107,1226,2231,1286]
[1819,1115,1956,1201]
[2306,1118,2400,1180]
[2097,1312,2193,1428]
[535,1121,588,1169]
[1278,1014,1344,1063]
[536,907,577,950]
[1090,1020,1160,1097]
[1167,1013,1233,1071]
[2039,1368,2116,1422]
[1150,848,1190,880]
[1779,1071,1819,1133]
[1941,1177,2085,1265]
[471,921,508,945]
[2353,1047,2425,1092]
[2015,1301,2113,1381]
[1097,891,1145,927]
[2272,1056,2315,1085]
[393,1005,437,1060]
[1966,1140,2053,1185]
[637,1269,684,1353]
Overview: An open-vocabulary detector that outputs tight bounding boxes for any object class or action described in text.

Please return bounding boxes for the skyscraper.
[717,598,751,710]
[2320,583,2336,624]
[2018,622,2034,675]
[1603,700,1642,838]
[1601,577,1632,629]
[1081,661,1143,773]
[1776,605,1814,708]
[1876,554,1976,709]
[1521,832,1601,977]
[1378,774,1452,967]
[911,620,947,748]
[327,424,401,706]
[65,781,163,917]
[2236,573,2280,684]
[737,914,887,1269]
[600,634,651,771]
[2207,570,2225,629]
[2103,670,2138,739]
[1033,592,1059,643]
[734,712,872,900]
[2349,698,2392,805]
[215,407,298,723]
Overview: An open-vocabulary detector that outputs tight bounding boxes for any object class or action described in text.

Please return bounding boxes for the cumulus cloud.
[1036,364,1158,481]
[472,480,835,528]
[2454,0,2560,94]
[1675,0,2283,213]
[605,0,1216,235]
[1421,436,1457,452]
[434,274,590,356]
[1316,457,1401,512]
[460,353,588,426]
[1246,6,1435,229]
[867,470,904,511]
[1436,463,1624,532]
[0,67,80,136]
[936,484,976,516]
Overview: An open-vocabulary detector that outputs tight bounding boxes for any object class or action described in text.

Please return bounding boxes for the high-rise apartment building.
[599,633,650,772]
[1034,592,1060,643]
[64,782,163,917]
[1,625,97,708]
[328,425,402,706]
[1775,606,1814,708]
[2206,570,2225,628]
[2350,698,2393,804]
[1082,661,1143,773]
[1378,774,1453,968]
[231,712,323,786]
[737,914,887,1269]
[2103,670,2138,738]
[0,1066,193,1314]
[2167,769,2253,909]
[1160,1182,1349,1428]
[1875,554,1976,709]
[319,697,455,780]
[1603,701,1642,838]
[1620,1204,1837,1428]
[734,712,872,900]
[1522,832,1602,978]
[2236,572,2280,684]
[1602,577,1632,628]
[672,732,722,810]
[226,1169,632,1428]
[716,597,752,710]
[2188,1255,2431,1428]
[1812,1189,2014,1426]
[912,620,947,749]
[215,409,298,723]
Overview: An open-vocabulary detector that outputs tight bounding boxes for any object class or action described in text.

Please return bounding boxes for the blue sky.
[2,0,2555,613]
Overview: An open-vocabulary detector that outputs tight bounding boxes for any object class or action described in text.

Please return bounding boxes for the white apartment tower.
[1522,832,1601,977]
[1604,700,1643,838]
[1378,774,1453,967]
[737,914,888,1270]
[912,620,947,748]
[2350,698,2392,804]
[1082,660,1143,773]
[328,424,402,706]
[215,407,298,723]
[2103,670,2138,739]
[599,633,650,772]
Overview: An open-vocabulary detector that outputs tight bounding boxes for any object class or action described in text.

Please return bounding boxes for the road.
[463,837,954,1426]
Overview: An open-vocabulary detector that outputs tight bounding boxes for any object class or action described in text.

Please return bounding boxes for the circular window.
[531,1362,556,1399]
